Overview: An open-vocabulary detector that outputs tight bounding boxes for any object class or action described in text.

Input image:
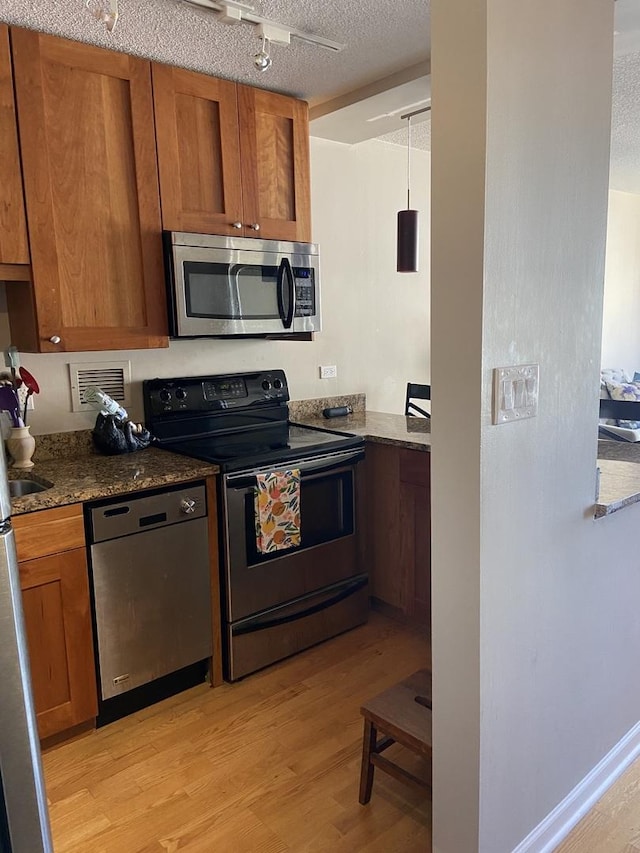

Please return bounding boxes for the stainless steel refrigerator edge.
[0,441,53,853]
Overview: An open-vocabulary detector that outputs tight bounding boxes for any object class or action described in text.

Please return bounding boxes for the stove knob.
[262,379,272,391]
[175,388,187,401]
[180,498,196,514]
[159,389,171,403]
[273,378,283,390]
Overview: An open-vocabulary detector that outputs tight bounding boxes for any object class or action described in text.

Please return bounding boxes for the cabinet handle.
[248,223,260,231]
[48,336,61,344]
[231,222,242,229]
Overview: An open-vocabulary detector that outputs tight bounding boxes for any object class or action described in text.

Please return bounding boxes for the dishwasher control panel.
[89,484,207,544]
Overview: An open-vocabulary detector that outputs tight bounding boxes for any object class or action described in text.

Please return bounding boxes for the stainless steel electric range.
[143,370,368,681]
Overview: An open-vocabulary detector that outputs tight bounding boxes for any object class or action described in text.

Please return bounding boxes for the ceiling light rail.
[181,0,346,51]
[400,106,432,121]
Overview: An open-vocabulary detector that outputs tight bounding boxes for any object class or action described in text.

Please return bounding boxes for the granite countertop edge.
[9,411,427,515]
[590,442,640,519]
[9,447,219,516]
[294,410,432,452]
[16,419,640,519]
[17,423,640,520]
[594,495,639,518]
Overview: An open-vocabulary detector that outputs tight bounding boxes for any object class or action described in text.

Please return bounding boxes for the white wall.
[431,1,638,851]
[601,189,640,371]
[0,137,430,434]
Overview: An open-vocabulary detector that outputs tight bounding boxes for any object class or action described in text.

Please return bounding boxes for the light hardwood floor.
[42,612,431,852]
[558,755,640,852]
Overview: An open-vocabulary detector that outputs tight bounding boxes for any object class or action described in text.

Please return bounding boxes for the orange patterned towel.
[254,470,301,554]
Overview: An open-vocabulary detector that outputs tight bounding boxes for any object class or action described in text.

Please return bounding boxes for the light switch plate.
[492,364,539,425]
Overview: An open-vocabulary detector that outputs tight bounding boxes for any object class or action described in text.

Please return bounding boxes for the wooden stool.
[359,668,432,805]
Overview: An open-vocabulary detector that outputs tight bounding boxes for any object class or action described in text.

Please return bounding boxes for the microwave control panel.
[294,268,316,317]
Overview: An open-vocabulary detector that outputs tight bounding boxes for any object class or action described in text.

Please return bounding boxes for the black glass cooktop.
[162,422,364,473]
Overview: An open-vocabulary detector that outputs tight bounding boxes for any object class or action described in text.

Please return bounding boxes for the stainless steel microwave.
[164,232,321,338]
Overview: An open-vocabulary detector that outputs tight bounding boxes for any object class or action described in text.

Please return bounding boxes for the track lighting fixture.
[253,34,272,72]
[86,0,118,32]
[182,0,345,70]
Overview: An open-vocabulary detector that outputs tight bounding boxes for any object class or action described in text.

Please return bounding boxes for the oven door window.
[244,467,354,566]
[184,262,281,320]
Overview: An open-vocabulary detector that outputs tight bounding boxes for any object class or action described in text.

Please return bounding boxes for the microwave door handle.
[284,258,295,328]
[276,258,286,326]
[276,258,295,329]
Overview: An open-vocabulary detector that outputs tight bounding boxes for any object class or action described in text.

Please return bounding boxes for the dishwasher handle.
[89,484,207,544]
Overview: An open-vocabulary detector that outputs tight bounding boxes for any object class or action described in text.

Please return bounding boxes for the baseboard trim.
[512,719,640,853]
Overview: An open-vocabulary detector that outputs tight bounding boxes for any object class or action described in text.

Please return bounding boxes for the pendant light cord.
[406,116,412,209]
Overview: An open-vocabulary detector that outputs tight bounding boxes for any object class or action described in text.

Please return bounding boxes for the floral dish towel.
[254,469,301,554]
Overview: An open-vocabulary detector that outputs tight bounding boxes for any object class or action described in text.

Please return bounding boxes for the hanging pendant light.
[396,106,430,273]
[397,114,418,273]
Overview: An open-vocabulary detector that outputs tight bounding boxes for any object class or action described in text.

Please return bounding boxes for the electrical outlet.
[319,365,337,379]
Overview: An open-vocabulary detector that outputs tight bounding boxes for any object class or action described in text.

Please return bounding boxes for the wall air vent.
[69,361,131,413]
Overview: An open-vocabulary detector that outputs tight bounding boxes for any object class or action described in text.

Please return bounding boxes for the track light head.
[253,35,272,71]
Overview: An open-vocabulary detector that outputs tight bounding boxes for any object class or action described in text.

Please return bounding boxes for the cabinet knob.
[231,222,242,229]
[248,223,260,231]
[48,336,61,344]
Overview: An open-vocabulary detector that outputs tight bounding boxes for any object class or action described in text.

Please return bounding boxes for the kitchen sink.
[9,480,49,497]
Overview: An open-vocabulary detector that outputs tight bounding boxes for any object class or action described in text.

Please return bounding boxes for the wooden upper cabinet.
[238,86,311,243]
[153,63,243,236]
[9,28,168,352]
[152,64,312,243]
[0,24,29,267]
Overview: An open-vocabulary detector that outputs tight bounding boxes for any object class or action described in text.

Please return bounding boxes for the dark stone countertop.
[294,411,431,452]
[294,412,640,518]
[8,447,219,516]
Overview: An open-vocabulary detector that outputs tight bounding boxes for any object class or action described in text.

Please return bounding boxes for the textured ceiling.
[0,0,430,104]
[1,1,640,192]
[611,51,640,193]
[378,51,640,198]
[379,120,431,151]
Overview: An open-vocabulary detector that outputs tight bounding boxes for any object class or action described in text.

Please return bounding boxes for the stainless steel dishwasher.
[88,483,212,723]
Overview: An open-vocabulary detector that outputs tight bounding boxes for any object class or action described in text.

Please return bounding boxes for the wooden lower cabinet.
[365,443,431,626]
[14,505,97,739]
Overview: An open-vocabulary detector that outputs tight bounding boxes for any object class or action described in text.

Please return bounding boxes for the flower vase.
[7,425,36,470]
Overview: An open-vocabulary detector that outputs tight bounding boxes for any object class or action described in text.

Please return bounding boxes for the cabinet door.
[10,28,168,352]
[366,443,431,626]
[0,24,29,267]
[238,86,311,242]
[153,64,243,236]
[20,548,97,739]
[399,449,431,623]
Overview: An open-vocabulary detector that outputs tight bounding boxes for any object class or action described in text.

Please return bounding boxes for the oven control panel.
[143,370,290,419]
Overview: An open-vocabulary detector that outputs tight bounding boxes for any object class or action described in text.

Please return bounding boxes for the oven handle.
[224,448,365,489]
[276,257,295,329]
[232,576,368,636]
